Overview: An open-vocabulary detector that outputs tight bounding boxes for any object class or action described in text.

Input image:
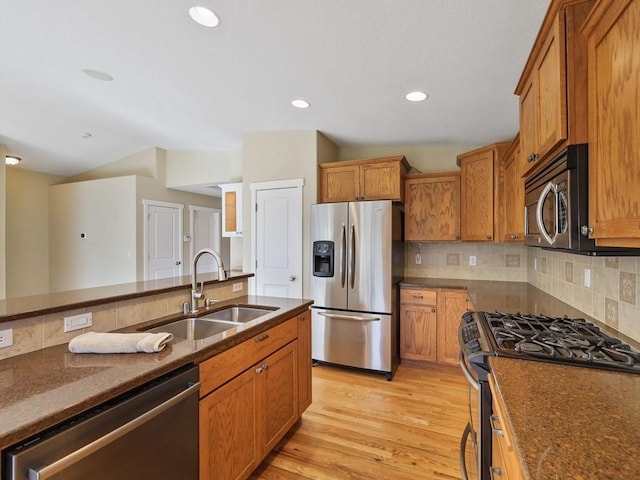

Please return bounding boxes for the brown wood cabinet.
[404,172,461,242]
[516,0,593,177]
[582,0,640,247]
[199,315,308,480]
[318,156,410,203]
[500,135,525,243]
[489,374,525,480]
[400,287,468,366]
[297,310,312,413]
[458,143,510,242]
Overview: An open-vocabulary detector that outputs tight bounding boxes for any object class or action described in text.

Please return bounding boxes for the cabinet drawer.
[400,288,437,306]
[200,318,297,396]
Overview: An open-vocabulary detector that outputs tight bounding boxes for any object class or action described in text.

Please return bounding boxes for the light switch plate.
[584,268,591,288]
[64,312,93,333]
[469,255,477,266]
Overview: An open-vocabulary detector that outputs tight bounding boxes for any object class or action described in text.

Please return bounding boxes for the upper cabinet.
[500,135,524,243]
[318,156,411,203]
[582,0,640,247]
[220,183,243,237]
[515,0,594,177]
[458,143,510,242]
[404,172,460,242]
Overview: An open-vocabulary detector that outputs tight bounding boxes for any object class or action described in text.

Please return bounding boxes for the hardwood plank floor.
[250,362,470,480]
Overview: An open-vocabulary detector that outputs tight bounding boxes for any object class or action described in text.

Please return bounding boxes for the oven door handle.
[459,422,473,480]
[536,181,557,245]
[459,352,479,391]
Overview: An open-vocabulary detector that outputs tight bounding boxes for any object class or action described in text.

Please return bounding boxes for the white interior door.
[254,183,303,298]
[190,206,227,274]
[144,201,183,280]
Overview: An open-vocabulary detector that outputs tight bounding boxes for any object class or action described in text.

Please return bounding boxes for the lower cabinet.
[488,374,525,480]
[199,313,310,480]
[400,287,468,366]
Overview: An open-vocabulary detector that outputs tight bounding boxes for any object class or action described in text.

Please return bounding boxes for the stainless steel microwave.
[524,144,636,255]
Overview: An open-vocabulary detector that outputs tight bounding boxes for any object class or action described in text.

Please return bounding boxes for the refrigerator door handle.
[318,312,380,322]
[349,224,356,289]
[340,224,346,288]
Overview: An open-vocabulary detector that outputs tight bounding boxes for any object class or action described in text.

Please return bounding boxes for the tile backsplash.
[405,243,640,343]
[405,242,528,282]
[527,249,640,342]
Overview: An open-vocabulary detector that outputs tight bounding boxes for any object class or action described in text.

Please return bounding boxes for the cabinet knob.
[490,466,503,478]
[487,235,492,240]
[580,225,594,236]
[455,235,460,240]
[431,308,436,313]
[511,234,517,240]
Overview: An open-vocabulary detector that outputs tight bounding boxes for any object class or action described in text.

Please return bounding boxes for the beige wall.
[0,144,6,299]
[6,168,65,297]
[165,148,242,188]
[241,130,338,297]
[338,144,480,172]
[67,147,161,183]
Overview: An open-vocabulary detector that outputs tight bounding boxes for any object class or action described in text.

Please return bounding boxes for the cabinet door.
[436,291,467,366]
[460,150,495,242]
[400,304,437,362]
[200,368,259,480]
[297,310,312,414]
[502,140,524,242]
[359,162,401,201]
[405,173,460,241]
[584,0,640,246]
[319,165,359,202]
[258,341,299,455]
[519,78,539,175]
[221,183,243,237]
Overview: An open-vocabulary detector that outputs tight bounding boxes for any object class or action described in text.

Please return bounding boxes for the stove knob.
[463,312,474,324]
[468,338,481,353]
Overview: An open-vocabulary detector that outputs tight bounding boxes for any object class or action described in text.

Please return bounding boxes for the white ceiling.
[0,0,550,177]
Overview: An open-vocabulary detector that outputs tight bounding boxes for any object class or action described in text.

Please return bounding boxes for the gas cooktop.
[465,311,640,375]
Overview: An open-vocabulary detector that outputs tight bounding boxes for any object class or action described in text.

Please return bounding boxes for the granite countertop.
[490,357,640,479]
[0,295,312,456]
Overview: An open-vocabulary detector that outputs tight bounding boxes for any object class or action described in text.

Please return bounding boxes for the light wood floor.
[250,362,470,480]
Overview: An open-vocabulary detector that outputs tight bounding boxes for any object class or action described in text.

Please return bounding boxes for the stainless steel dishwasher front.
[4,364,200,480]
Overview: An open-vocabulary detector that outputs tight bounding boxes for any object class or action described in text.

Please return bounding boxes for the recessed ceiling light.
[189,6,220,27]
[5,155,21,166]
[291,99,310,109]
[82,69,114,81]
[405,91,428,102]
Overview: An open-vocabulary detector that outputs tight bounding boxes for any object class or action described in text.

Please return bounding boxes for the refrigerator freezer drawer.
[311,308,394,373]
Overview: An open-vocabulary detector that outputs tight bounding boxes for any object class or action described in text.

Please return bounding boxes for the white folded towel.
[68,331,174,354]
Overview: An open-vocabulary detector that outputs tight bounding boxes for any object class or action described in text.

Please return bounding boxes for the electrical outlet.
[64,312,93,333]
[415,252,422,265]
[469,255,477,266]
[534,258,538,270]
[584,268,591,288]
[232,282,243,293]
[0,328,14,349]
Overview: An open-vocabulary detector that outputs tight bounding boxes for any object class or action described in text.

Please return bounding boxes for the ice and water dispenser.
[312,241,334,277]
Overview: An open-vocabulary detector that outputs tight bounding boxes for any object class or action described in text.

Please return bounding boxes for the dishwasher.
[3,364,199,480]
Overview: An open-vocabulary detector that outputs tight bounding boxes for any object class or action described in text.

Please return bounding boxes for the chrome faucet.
[190,248,227,313]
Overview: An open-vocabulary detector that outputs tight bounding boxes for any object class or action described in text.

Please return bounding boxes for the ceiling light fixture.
[189,6,220,27]
[82,69,114,81]
[405,91,428,102]
[291,99,310,109]
[5,155,21,166]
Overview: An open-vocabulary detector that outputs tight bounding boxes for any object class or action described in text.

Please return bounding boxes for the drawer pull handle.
[490,414,504,437]
[255,334,270,343]
[255,363,269,374]
[413,295,423,299]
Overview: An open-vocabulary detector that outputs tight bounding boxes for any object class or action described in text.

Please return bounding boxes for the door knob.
[175,261,181,265]
[289,275,297,281]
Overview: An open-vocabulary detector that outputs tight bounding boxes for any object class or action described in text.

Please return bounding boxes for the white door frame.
[142,199,184,281]
[250,178,304,295]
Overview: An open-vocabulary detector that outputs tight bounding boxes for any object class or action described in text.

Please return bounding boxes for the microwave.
[524,144,637,255]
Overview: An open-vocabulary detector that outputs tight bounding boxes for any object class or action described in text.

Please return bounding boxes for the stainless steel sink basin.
[147,318,238,340]
[202,306,275,323]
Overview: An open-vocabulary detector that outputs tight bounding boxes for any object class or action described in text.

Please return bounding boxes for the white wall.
[0,144,6,299]
[49,176,138,291]
[6,168,65,296]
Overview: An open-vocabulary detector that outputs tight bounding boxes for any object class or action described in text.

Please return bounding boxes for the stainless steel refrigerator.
[310,200,403,380]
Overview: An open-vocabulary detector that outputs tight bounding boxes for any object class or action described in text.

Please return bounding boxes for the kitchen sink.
[146,318,238,340]
[201,305,276,323]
